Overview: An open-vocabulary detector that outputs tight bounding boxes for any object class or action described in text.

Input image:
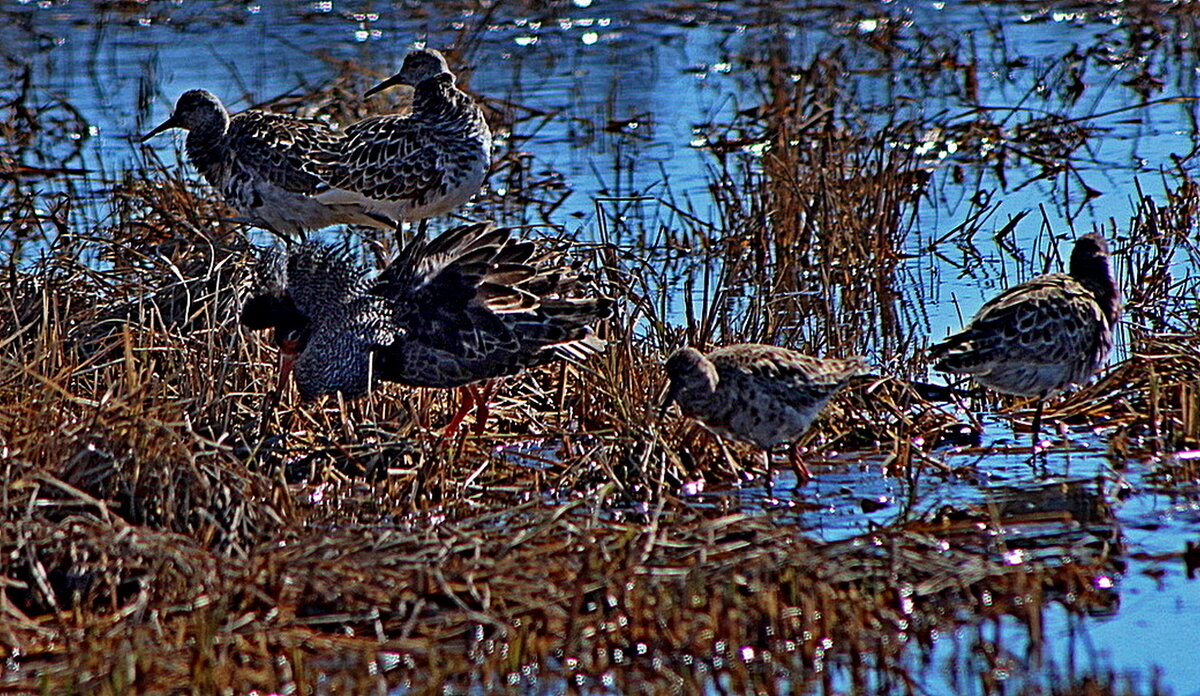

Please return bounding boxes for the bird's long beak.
[141,115,181,142]
[363,73,411,98]
[658,382,681,420]
[276,351,296,394]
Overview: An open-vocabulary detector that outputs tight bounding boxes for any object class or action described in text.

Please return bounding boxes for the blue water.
[5,1,1199,692]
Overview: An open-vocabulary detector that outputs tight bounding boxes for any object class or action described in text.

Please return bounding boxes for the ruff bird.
[316,48,493,227]
[661,343,869,483]
[930,232,1121,448]
[141,89,389,239]
[241,222,611,433]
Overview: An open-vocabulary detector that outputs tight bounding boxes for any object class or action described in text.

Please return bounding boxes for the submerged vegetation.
[1,1,1198,694]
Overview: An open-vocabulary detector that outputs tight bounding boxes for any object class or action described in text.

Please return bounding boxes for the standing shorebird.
[314,48,493,228]
[930,232,1121,449]
[660,344,870,483]
[241,222,611,433]
[140,90,389,239]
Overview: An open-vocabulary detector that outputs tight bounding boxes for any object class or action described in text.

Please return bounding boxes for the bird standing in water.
[930,232,1121,449]
[660,343,869,484]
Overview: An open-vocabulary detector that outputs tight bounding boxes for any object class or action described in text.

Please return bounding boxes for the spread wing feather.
[369,222,611,386]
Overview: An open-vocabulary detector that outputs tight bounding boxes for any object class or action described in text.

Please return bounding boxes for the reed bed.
[2,3,1198,694]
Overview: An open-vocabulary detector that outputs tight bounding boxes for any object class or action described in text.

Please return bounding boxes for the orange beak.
[276,339,301,392]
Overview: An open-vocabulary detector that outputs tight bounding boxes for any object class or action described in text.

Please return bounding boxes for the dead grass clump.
[101,166,241,262]
[694,49,927,360]
[1118,175,1200,339]
[1053,335,1200,451]
[2,496,1125,695]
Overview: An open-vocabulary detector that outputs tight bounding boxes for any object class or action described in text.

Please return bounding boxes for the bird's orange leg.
[788,441,812,485]
[470,380,497,436]
[442,386,476,438]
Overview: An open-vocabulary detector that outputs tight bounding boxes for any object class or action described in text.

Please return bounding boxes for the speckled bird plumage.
[242,242,393,400]
[930,233,1121,398]
[240,222,611,400]
[313,49,493,224]
[141,89,386,238]
[144,50,491,237]
[662,344,870,452]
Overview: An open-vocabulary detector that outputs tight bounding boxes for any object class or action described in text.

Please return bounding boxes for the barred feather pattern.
[147,89,386,238]
[240,222,611,399]
[247,243,392,400]
[930,233,1120,397]
[663,344,870,451]
[149,50,491,236]
[315,58,492,222]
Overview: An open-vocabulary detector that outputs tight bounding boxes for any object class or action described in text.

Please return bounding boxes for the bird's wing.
[370,223,530,358]
[322,116,446,204]
[225,111,340,195]
[931,274,1105,371]
[371,223,610,372]
[711,345,868,409]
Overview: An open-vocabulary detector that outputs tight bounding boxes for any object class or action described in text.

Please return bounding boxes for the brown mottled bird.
[660,343,870,482]
[140,89,387,239]
[141,49,491,239]
[241,222,611,433]
[317,48,493,226]
[930,232,1121,447]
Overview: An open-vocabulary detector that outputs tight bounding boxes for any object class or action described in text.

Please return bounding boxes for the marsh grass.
[2,3,1198,695]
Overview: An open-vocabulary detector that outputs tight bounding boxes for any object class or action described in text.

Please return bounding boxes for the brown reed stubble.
[0,48,1192,696]
[0,482,1132,695]
[0,174,1134,694]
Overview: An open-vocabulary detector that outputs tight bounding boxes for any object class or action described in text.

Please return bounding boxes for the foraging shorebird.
[930,232,1121,448]
[140,90,389,239]
[660,344,870,482]
[316,48,493,226]
[241,222,611,432]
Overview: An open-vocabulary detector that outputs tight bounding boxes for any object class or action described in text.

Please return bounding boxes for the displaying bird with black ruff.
[660,344,870,483]
[140,89,388,239]
[930,232,1121,449]
[241,222,611,433]
[316,48,493,227]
